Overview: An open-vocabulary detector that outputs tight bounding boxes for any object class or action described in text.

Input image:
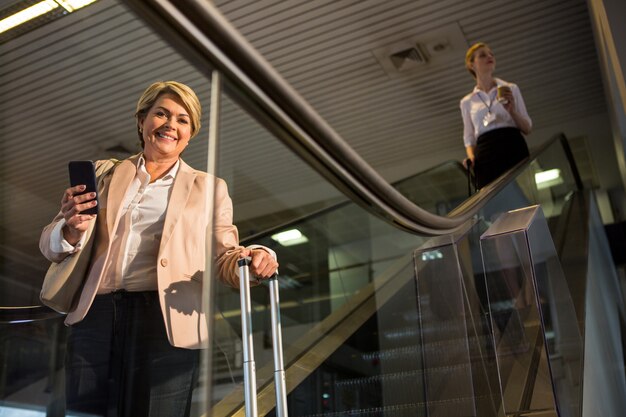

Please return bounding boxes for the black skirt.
[474,127,529,189]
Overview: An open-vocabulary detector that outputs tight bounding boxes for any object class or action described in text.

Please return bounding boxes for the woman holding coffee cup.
[460,42,532,189]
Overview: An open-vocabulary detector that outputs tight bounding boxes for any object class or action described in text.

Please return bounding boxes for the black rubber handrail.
[0,160,465,322]
[0,305,62,324]
[448,132,578,216]
[240,159,467,245]
[0,136,571,321]
[122,2,582,237]
[559,134,584,191]
[121,0,483,235]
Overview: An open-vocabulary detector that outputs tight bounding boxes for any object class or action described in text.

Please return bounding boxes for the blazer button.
[160,258,168,267]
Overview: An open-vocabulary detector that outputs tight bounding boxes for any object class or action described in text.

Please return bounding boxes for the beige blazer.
[40,155,245,349]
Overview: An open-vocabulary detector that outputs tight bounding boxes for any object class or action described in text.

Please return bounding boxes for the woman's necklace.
[476,90,496,126]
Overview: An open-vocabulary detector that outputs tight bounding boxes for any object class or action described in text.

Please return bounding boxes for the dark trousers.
[65,291,199,417]
[474,127,529,189]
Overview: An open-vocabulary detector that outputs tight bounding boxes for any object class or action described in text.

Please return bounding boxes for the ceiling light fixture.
[535,169,563,189]
[271,229,309,247]
[0,0,97,38]
[421,250,443,261]
[56,0,98,13]
[0,1,58,34]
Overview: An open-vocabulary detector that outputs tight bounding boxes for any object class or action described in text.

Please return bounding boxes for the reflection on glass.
[393,161,470,215]
[527,138,579,218]
[206,92,586,416]
[414,221,503,417]
[474,136,580,226]
[0,316,66,415]
[480,206,582,417]
[211,78,458,415]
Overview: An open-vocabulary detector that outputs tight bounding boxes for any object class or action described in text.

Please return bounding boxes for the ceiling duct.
[389,46,428,71]
[372,23,467,78]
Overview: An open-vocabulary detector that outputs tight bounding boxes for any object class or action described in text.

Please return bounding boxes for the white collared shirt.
[460,78,532,148]
[102,156,178,292]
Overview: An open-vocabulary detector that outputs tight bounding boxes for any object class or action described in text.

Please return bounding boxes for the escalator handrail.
[0,305,62,323]
[448,132,581,216]
[0,133,576,321]
[241,130,582,245]
[0,160,465,322]
[125,0,566,236]
[240,159,468,245]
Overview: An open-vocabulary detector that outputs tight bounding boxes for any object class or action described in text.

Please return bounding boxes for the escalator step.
[335,363,471,387]
[382,320,491,344]
[297,394,491,417]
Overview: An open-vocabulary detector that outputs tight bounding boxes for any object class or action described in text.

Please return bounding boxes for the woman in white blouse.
[460,42,532,188]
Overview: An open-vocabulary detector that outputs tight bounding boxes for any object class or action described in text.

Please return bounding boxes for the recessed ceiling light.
[0,0,98,43]
[0,1,59,34]
[271,229,309,247]
[535,169,563,190]
[56,0,97,13]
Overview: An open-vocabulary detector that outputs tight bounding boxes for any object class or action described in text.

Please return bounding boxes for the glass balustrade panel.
[211,84,435,415]
[393,161,470,215]
[0,1,218,415]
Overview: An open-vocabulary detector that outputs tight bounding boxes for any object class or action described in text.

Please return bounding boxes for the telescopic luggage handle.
[238,257,288,417]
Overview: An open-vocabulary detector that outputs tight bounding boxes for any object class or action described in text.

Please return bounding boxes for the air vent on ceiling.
[372,23,467,78]
[389,46,428,71]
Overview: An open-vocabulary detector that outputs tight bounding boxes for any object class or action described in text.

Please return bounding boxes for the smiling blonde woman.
[40,81,279,417]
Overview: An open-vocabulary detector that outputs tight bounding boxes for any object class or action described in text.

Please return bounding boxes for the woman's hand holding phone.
[61,185,97,245]
[63,161,99,245]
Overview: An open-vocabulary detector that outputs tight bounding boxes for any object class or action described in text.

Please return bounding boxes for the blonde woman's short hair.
[135,81,202,147]
[465,42,490,79]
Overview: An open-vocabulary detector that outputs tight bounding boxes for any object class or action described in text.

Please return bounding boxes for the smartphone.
[68,160,99,215]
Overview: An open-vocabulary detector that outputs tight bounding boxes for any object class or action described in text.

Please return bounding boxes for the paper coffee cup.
[497,86,511,103]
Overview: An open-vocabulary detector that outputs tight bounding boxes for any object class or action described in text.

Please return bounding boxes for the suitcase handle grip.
[238,256,288,417]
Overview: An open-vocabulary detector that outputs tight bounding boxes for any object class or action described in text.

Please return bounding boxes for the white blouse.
[460,78,532,148]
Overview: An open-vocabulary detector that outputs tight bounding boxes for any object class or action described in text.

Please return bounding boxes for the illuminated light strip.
[0,0,59,34]
[0,404,86,416]
[0,0,98,36]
